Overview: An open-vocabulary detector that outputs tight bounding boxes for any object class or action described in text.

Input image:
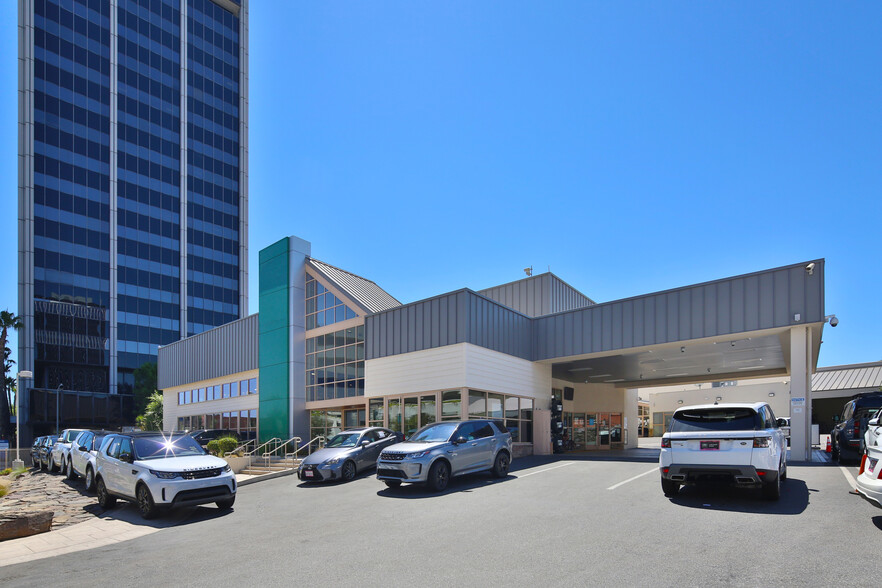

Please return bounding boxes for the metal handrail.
[224,439,256,457]
[262,436,301,459]
[285,435,324,459]
[246,437,282,458]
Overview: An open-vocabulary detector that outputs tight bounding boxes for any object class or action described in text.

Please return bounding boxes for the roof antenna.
[524,266,532,277]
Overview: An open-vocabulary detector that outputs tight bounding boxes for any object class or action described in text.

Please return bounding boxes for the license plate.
[303,470,313,478]
[700,441,720,450]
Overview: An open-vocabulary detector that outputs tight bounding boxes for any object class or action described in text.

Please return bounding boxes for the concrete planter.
[223,456,250,474]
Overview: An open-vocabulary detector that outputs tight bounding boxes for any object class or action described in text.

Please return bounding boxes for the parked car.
[67,430,114,490]
[188,429,240,448]
[830,393,882,463]
[856,444,882,507]
[49,429,87,473]
[30,436,50,469]
[298,427,401,483]
[866,415,882,454]
[94,431,236,519]
[659,402,787,500]
[376,420,513,492]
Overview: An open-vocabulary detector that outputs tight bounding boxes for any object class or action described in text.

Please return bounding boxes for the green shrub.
[217,436,239,456]
[206,439,220,456]
[0,468,10,476]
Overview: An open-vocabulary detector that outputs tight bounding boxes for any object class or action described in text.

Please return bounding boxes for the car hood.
[382,441,448,454]
[133,455,228,472]
[301,447,357,465]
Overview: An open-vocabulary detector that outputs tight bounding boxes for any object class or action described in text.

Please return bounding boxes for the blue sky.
[2,2,880,370]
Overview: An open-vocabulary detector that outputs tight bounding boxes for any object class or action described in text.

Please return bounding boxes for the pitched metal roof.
[812,361,882,392]
[307,259,401,315]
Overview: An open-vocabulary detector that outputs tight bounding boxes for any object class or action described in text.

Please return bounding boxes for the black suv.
[831,393,882,463]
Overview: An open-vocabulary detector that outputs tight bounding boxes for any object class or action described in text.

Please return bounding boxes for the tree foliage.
[136,391,164,431]
[133,362,158,415]
[0,311,23,442]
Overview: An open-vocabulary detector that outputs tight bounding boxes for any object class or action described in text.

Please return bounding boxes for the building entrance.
[564,412,624,450]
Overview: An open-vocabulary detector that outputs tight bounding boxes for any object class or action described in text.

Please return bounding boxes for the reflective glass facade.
[21,0,247,403]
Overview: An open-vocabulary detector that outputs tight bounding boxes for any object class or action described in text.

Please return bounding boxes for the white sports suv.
[50,429,87,473]
[67,430,113,491]
[95,432,236,519]
[660,402,788,500]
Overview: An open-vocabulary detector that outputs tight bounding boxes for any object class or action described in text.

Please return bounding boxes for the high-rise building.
[18,0,248,439]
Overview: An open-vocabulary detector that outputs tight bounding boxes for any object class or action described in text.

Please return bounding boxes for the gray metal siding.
[533,261,825,361]
[478,273,593,318]
[366,291,533,361]
[158,313,259,389]
[812,362,882,392]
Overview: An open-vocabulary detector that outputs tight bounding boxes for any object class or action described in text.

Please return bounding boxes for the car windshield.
[325,433,361,448]
[407,423,458,443]
[133,434,206,460]
[671,408,760,432]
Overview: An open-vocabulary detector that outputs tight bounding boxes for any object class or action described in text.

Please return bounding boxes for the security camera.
[805,262,815,275]
[829,316,838,327]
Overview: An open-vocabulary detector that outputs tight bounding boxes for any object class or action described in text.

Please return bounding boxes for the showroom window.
[467,389,533,442]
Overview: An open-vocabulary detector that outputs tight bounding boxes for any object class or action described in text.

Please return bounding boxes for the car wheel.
[65,458,77,480]
[39,456,46,471]
[491,452,510,478]
[216,496,235,510]
[427,461,450,492]
[136,484,159,519]
[661,478,680,497]
[781,460,787,481]
[48,456,57,472]
[341,460,356,482]
[96,478,116,509]
[383,480,401,488]
[762,472,781,501]
[84,466,95,491]
[831,438,840,461]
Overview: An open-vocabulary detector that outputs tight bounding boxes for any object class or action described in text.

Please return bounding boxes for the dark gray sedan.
[298,427,401,483]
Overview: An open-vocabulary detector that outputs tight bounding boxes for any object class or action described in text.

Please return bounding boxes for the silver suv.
[376,420,512,492]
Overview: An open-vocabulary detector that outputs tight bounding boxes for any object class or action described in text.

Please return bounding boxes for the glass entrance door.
[598,413,611,448]
[403,397,419,438]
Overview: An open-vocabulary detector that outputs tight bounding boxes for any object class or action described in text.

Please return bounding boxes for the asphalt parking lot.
[3,454,881,587]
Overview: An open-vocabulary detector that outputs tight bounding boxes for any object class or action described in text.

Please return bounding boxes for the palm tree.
[136,391,164,431]
[0,310,23,443]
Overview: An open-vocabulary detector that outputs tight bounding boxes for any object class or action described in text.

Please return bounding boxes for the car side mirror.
[776,418,788,428]
[79,445,88,451]
[833,415,840,423]
[361,440,370,447]
[870,418,880,427]
[453,436,467,445]
[119,452,133,464]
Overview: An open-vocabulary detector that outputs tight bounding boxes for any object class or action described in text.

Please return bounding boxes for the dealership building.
[158,235,829,461]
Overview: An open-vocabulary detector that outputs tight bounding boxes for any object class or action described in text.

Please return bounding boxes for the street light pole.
[55,383,63,436]
[13,370,32,470]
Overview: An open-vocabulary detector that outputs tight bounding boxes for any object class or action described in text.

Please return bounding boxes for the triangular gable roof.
[307,258,401,315]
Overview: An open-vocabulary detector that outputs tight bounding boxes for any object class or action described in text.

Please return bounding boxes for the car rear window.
[671,408,761,432]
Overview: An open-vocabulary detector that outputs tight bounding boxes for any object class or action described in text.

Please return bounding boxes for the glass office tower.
[18,0,248,436]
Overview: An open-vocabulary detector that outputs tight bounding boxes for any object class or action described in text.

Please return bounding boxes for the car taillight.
[859,454,867,475]
[855,423,861,439]
[661,438,671,448]
[753,437,771,448]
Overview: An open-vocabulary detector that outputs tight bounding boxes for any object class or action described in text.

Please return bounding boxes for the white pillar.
[789,326,812,461]
[625,388,639,449]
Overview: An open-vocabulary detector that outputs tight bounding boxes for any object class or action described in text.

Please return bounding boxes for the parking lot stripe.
[516,462,575,478]
[606,467,658,490]
[839,466,858,491]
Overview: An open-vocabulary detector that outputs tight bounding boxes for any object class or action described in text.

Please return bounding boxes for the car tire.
[84,466,95,491]
[48,456,57,473]
[341,460,356,482]
[65,458,77,480]
[831,438,840,461]
[136,484,159,520]
[96,478,116,509]
[781,461,787,481]
[39,456,47,471]
[762,472,781,501]
[216,496,235,510]
[427,461,450,492]
[661,478,680,497]
[383,480,401,489]
[491,452,510,478]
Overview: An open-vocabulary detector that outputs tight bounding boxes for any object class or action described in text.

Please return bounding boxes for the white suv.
[95,432,236,519]
[49,428,87,473]
[660,402,788,500]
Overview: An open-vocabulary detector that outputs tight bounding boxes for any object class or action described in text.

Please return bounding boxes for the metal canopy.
[550,328,813,388]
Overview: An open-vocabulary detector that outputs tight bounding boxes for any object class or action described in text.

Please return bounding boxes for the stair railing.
[224,439,255,458]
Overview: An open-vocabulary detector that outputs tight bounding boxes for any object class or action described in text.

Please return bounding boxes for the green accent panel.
[259,238,290,443]
[260,239,290,295]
